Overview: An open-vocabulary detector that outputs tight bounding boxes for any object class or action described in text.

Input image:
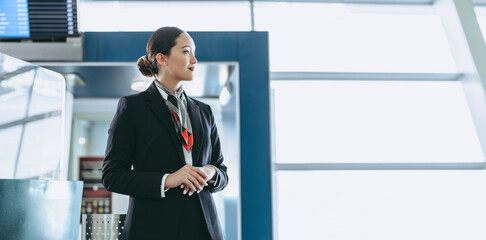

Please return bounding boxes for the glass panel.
[272,80,483,163]
[0,70,35,125]
[255,3,456,73]
[16,117,63,179]
[0,53,30,74]
[0,126,22,179]
[0,53,65,179]
[277,170,486,240]
[78,1,251,32]
[28,68,64,117]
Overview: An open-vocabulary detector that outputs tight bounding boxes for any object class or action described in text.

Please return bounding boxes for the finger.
[184,185,190,195]
[183,182,195,196]
[187,175,203,192]
[188,187,196,196]
[192,167,209,180]
[183,180,195,195]
[189,167,208,184]
[188,172,206,190]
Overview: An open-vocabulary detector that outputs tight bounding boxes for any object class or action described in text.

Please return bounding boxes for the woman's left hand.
[182,165,216,195]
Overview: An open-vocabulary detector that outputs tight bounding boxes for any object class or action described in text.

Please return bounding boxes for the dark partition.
[0,179,83,240]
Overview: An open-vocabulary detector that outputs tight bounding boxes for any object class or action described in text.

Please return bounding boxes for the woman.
[102,26,228,240]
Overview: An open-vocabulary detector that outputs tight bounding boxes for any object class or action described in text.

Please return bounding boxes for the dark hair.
[137,26,185,77]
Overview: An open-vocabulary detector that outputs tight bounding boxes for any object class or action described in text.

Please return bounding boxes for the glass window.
[276,170,486,240]
[78,1,251,32]
[475,7,486,42]
[272,80,483,163]
[255,3,456,73]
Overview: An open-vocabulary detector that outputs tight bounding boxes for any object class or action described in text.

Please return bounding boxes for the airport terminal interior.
[3,0,486,239]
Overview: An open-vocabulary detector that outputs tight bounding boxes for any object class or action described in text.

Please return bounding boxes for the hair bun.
[137,55,155,77]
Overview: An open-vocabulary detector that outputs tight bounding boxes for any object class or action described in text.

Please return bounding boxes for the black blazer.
[102,82,228,240]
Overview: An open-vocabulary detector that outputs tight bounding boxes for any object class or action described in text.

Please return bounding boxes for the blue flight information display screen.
[0,0,30,38]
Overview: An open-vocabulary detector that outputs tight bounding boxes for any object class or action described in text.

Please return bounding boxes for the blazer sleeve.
[206,106,229,193]
[102,97,165,199]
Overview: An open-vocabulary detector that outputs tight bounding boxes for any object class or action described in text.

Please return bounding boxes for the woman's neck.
[155,76,182,92]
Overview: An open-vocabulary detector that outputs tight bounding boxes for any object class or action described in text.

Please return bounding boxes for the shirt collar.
[154,80,185,102]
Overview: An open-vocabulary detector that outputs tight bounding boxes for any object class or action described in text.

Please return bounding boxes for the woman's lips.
[189,67,195,71]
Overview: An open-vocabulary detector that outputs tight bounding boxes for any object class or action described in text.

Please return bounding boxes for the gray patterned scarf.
[155,81,193,151]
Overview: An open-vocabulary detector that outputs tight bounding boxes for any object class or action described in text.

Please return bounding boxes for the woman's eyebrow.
[182,45,195,50]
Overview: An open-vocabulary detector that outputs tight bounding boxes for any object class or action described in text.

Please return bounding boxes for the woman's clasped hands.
[165,165,216,196]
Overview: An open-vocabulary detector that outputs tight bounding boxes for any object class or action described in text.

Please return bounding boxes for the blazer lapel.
[144,82,185,164]
[186,94,204,166]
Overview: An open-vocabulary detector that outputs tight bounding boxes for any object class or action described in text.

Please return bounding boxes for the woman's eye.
[183,50,190,54]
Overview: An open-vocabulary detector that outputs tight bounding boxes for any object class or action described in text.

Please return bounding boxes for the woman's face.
[160,33,197,82]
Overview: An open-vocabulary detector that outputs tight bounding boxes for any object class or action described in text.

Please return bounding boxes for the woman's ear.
[156,53,167,66]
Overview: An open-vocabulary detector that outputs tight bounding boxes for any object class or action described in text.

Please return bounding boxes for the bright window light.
[474,7,486,43]
[255,3,456,73]
[272,80,484,163]
[276,170,486,240]
[78,1,251,32]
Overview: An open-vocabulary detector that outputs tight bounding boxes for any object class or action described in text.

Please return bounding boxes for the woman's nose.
[191,54,197,64]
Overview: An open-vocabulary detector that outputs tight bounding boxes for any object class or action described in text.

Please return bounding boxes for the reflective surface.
[0,179,83,240]
[0,53,65,179]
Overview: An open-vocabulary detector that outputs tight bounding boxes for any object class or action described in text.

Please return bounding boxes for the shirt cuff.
[207,169,219,186]
[161,173,171,198]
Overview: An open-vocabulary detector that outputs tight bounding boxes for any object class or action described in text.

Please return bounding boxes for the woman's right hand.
[165,165,208,195]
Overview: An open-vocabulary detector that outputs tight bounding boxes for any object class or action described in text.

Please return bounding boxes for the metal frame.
[271,72,463,81]
[85,0,433,4]
[275,162,486,170]
[82,0,486,4]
